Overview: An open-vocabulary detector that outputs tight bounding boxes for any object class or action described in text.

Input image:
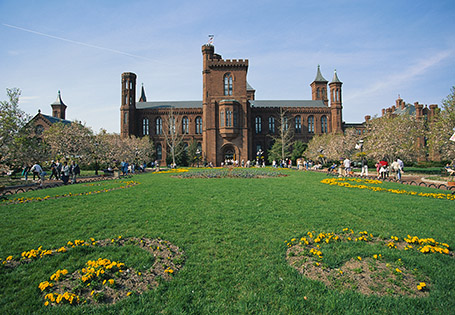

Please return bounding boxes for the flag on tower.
[208,35,214,45]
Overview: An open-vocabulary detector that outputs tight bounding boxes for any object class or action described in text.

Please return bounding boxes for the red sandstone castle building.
[120,44,346,165]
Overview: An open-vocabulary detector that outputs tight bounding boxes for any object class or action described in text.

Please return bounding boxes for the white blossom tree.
[43,121,94,164]
[304,129,361,163]
[363,113,425,163]
[0,88,31,170]
[428,86,455,162]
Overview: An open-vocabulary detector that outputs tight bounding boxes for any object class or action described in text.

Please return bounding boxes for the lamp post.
[318,148,324,165]
[357,139,366,177]
[196,148,201,168]
[358,139,364,153]
[256,149,263,166]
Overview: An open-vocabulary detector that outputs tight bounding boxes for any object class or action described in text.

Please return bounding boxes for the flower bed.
[1,236,185,306]
[154,168,189,174]
[321,177,455,201]
[285,228,452,297]
[177,168,287,179]
[1,180,140,205]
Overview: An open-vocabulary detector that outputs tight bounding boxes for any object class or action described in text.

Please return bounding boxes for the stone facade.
[121,44,346,165]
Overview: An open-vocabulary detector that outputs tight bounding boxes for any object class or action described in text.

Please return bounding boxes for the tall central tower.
[201,44,251,164]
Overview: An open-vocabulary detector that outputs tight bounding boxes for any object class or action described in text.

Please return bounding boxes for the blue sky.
[1,0,454,133]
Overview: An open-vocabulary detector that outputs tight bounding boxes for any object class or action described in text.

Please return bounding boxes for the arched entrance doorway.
[224,148,234,160]
[221,144,238,165]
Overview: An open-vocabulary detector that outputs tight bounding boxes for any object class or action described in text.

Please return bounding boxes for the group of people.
[120,161,148,175]
[323,156,404,180]
[22,160,80,185]
[375,158,404,180]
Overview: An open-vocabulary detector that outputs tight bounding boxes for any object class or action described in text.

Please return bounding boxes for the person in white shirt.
[30,163,44,185]
[343,158,351,176]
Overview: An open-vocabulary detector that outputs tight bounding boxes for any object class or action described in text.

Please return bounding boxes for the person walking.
[22,164,30,181]
[360,157,368,177]
[30,162,44,186]
[70,161,80,184]
[343,157,351,177]
[61,161,70,185]
[56,160,62,179]
[49,160,58,180]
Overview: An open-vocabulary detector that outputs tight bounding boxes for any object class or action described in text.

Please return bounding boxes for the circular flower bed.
[286,228,452,297]
[177,168,287,179]
[321,178,455,201]
[1,236,185,306]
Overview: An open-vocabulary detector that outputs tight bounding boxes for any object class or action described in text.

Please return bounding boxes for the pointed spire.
[51,90,66,106]
[313,65,328,83]
[139,83,147,102]
[331,69,342,83]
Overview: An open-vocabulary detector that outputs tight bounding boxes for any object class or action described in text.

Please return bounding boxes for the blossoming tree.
[428,86,455,162]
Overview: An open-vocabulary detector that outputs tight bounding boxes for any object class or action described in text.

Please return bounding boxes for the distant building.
[379,96,440,161]
[29,91,71,137]
[120,44,355,165]
[380,96,439,121]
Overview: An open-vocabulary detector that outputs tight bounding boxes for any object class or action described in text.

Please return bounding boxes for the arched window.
[295,116,301,133]
[308,116,314,133]
[35,124,44,135]
[226,110,232,127]
[283,117,289,131]
[142,118,149,135]
[168,117,176,134]
[196,116,203,134]
[321,115,327,133]
[182,116,189,134]
[156,143,162,160]
[255,116,262,133]
[269,116,275,133]
[224,73,233,96]
[155,117,162,135]
[316,88,320,98]
[322,88,326,99]
[337,89,341,102]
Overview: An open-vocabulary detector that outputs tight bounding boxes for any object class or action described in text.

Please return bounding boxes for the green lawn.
[0,170,454,314]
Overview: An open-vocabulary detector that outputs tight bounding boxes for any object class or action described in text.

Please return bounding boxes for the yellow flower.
[127,292,132,296]
[357,256,362,261]
[395,268,402,273]
[373,254,378,259]
[108,279,115,285]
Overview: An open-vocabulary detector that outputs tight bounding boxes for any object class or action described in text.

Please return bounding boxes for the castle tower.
[201,44,250,165]
[329,70,343,133]
[310,65,328,105]
[51,90,67,120]
[121,72,137,138]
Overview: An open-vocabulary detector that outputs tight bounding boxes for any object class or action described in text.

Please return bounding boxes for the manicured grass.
[0,170,454,313]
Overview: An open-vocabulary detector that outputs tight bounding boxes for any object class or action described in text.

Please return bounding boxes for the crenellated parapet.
[208,59,249,69]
